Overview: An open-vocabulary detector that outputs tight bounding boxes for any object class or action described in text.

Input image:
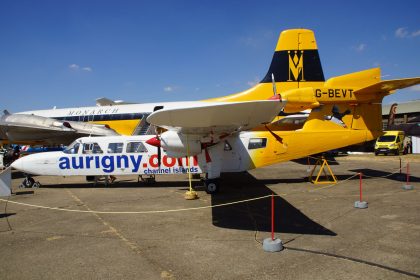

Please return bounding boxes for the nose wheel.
[205,179,219,194]
[20,176,41,188]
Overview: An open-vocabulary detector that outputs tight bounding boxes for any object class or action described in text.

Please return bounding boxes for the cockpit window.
[248,138,267,150]
[82,143,103,154]
[107,143,124,153]
[126,141,148,153]
[64,142,80,154]
[63,141,80,154]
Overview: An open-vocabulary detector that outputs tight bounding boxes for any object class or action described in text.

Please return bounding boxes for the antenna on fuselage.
[271,73,282,102]
[271,73,277,96]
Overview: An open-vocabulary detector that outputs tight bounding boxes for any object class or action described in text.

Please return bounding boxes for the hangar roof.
[382,100,420,116]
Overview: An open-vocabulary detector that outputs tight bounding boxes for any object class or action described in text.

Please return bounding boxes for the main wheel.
[205,179,219,194]
[23,177,35,188]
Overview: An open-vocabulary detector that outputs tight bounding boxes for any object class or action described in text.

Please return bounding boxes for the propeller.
[332,105,351,121]
[146,130,213,164]
[145,128,162,167]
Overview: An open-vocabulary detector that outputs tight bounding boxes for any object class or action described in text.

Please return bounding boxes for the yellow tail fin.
[209,29,325,102]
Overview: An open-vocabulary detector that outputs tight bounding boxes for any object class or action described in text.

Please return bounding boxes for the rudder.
[210,29,325,102]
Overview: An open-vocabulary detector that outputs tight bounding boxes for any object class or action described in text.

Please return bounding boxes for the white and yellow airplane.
[10,28,420,193]
[2,29,332,145]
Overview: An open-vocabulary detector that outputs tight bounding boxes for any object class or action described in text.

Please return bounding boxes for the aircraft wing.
[146,100,285,135]
[354,77,420,95]
[0,112,119,145]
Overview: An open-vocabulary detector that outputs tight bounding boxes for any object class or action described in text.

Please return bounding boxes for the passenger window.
[64,142,80,154]
[126,142,148,153]
[107,143,124,153]
[224,141,232,151]
[248,138,267,150]
[83,143,103,154]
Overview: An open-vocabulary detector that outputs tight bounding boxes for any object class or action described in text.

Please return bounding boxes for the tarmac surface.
[0,154,419,280]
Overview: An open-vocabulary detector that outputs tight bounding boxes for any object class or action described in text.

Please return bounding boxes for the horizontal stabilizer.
[96,97,134,106]
[354,77,420,95]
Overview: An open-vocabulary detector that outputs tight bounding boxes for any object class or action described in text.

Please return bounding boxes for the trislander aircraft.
[10,29,420,193]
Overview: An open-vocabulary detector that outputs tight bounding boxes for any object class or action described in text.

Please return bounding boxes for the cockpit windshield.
[64,141,80,154]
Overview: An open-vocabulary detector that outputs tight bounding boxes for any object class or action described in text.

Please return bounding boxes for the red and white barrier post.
[354,172,368,209]
[402,162,414,190]
[263,194,283,252]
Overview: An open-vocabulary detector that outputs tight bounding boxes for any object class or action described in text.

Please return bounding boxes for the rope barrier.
[0,170,364,215]
[0,158,411,215]
[307,155,408,179]
[0,194,273,215]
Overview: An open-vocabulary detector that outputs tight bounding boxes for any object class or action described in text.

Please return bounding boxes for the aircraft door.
[221,140,241,172]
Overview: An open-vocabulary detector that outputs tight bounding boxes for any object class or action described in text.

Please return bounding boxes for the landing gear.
[20,175,40,188]
[205,179,219,194]
[138,174,156,184]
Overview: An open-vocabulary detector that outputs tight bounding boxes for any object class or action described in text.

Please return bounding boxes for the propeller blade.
[157,146,161,167]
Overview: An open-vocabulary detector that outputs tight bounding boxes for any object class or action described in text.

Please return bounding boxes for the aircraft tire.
[205,179,219,194]
[23,177,35,188]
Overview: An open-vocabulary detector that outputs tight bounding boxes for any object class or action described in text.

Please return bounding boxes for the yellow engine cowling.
[282,87,320,113]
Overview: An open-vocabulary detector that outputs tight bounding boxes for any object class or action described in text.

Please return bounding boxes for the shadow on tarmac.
[38,180,190,189]
[292,154,343,166]
[211,172,336,236]
[350,168,419,183]
[0,213,15,219]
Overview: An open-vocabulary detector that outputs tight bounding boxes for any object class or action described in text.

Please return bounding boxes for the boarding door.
[222,140,241,172]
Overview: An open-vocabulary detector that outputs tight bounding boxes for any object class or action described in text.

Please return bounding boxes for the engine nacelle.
[160,131,201,158]
[282,87,320,113]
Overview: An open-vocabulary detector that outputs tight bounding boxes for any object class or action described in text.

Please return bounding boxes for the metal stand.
[309,156,337,184]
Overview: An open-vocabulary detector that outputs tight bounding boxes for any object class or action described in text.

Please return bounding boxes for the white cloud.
[395,27,420,38]
[69,64,80,70]
[409,84,420,92]
[355,43,366,52]
[163,86,174,92]
[395,27,408,38]
[411,30,420,37]
[69,64,93,72]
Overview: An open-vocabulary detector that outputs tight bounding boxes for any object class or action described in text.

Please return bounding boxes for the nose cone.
[11,157,25,171]
[146,136,161,147]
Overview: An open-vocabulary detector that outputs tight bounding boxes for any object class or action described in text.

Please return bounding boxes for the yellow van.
[374,131,405,156]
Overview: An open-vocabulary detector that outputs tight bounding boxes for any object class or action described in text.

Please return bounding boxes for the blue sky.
[0,0,419,112]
